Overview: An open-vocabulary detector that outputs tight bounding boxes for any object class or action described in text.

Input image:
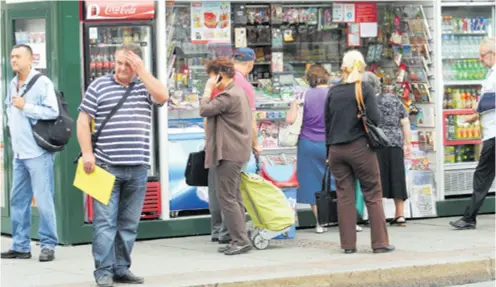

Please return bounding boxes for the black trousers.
[463,137,495,223]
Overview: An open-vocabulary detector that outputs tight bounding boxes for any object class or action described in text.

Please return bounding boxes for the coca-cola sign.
[85,1,155,20]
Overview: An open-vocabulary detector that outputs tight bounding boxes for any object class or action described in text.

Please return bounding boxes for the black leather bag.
[355,83,392,150]
[314,165,338,225]
[185,150,209,187]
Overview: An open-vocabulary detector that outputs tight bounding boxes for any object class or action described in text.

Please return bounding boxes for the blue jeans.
[92,164,148,280]
[10,152,57,252]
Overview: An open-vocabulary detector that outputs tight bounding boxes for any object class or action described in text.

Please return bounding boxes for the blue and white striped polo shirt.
[78,74,156,166]
[477,64,495,141]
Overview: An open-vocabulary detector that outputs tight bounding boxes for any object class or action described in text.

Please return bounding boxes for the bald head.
[480,37,495,69]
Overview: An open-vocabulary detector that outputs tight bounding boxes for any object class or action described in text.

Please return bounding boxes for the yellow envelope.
[73,159,116,205]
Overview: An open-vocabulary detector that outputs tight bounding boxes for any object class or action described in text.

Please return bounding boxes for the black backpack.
[20,74,74,152]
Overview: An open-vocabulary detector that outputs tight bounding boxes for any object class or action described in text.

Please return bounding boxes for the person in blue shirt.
[1,45,59,262]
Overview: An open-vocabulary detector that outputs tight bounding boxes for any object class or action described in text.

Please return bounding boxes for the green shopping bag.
[355,180,365,218]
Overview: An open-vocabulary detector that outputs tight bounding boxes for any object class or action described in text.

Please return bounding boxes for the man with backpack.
[77,43,168,287]
[1,44,60,262]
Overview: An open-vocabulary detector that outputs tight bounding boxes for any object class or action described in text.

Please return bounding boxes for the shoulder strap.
[20,74,43,97]
[91,83,135,144]
[355,82,366,116]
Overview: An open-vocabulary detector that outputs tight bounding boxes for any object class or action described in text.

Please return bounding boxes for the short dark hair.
[205,57,235,79]
[305,65,330,88]
[13,44,33,56]
[116,43,142,59]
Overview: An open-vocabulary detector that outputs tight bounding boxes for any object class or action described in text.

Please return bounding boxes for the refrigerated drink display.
[441,4,494,176]
[85,26,152,85]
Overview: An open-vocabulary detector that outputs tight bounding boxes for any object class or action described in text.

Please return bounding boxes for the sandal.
[390,216,407,227]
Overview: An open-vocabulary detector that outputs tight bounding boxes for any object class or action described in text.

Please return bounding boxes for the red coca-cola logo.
[104,4,137,16]
[86,1,154,20]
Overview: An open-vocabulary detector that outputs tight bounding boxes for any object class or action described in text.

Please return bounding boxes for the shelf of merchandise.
[444,162,478,170]
[443,80,484,86]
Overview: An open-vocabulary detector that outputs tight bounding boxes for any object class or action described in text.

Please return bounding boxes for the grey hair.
[481,37,495,53]
[362,71,381,96]
[116,43,143,59]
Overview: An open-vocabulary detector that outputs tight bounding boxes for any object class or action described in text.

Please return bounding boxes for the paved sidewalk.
[1,215,495,287]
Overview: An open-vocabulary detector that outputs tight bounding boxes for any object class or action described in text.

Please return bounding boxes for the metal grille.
[444,170,496,196]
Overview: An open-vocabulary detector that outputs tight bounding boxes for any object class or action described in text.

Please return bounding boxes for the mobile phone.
[216,74,222,83]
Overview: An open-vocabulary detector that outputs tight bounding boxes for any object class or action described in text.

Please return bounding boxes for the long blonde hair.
[341,50,366,103]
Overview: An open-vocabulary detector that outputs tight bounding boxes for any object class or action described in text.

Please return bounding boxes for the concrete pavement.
[1,215,495,287]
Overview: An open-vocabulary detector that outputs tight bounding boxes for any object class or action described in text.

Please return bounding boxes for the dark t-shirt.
[324,82,380,146]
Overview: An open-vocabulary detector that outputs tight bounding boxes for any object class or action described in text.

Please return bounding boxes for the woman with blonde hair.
[324,50,394,254]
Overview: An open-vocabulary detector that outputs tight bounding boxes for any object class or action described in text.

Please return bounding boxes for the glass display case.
[440,2,495,196]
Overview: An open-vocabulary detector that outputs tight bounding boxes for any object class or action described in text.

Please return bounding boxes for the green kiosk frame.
[1,0,493,246]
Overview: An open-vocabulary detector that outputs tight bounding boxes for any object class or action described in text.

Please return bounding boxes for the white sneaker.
[316,224,327,234]
[356,225,363,232]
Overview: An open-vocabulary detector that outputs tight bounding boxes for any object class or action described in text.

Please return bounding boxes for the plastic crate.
[86,182,162,222]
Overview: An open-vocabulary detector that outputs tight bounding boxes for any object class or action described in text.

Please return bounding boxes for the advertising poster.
[190,2,231,44]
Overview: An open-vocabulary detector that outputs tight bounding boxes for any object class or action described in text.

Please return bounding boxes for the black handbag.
[185,150,209,187]
[355,83,392,150]
[314,165,338,225]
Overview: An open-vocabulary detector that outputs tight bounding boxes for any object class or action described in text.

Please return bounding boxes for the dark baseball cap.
[233,48,255,62]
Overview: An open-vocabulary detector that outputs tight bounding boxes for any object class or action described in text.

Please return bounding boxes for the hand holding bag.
[355,83,392,150]
[314,165,338,225]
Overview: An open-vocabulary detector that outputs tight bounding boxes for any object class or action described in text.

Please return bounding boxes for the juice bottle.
[474,121,481,138]
[466,89,473,109]
[453,89,461,109]
[467,123,473,138]
[446,88,452,109]
[460,89,467,108]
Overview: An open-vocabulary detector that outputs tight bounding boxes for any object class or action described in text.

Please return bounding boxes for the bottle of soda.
[95,53,103,77]
[102,52,111,75]
[90,53,96,81]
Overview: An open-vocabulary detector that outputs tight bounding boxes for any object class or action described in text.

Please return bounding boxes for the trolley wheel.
[252,233,270,250]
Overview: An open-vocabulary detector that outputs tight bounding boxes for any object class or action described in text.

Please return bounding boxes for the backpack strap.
[20,74,43,97]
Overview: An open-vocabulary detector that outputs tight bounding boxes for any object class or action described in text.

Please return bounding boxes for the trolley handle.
[254,151,261,174]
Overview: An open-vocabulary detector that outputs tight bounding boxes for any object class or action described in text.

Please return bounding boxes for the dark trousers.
[215,160,250,247]
[328,137,389,249]
[208,167,229,240]
[463,138,495,223]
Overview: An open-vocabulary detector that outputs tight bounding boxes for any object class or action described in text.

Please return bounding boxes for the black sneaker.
[114,271,144,284]
[224,244,252,256]
[96,274,114,287]
[1,250,32,259]
[344,248,357,254]
[449,218,476,230]
[373,245,395,254]
[39,248,55,262]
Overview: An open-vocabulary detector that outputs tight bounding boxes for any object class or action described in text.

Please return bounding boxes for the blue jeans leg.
[10,158,33,253]
[114,166,148,277]
[25,153,58,250]
[92,165,148,280]
[92,166,122,279]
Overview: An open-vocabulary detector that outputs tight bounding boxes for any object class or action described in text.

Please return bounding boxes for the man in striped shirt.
[450,37,495,230]
[77,44,168,287]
